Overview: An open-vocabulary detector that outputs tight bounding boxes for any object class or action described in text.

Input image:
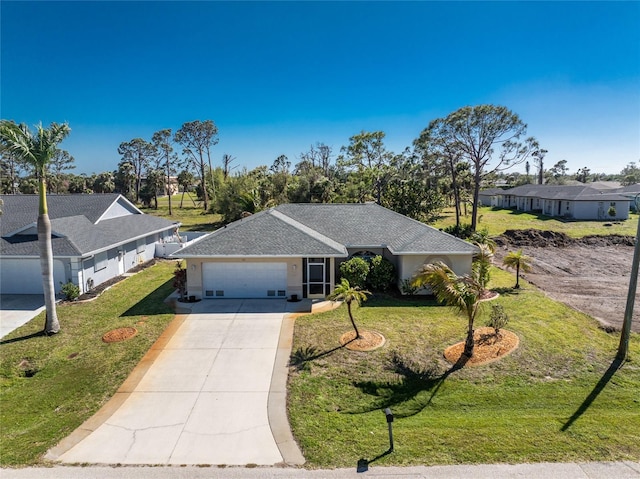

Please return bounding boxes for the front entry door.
[307,258,325,298]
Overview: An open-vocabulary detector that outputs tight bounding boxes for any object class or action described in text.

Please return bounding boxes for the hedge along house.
[174,203,479,300]
[0,194,180,295]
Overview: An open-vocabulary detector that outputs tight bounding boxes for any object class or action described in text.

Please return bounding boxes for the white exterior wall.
[397,254,473,295]
[573,200,629,220]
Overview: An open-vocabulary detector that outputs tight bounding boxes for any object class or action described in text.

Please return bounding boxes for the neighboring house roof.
[500,184,630,202]
[179,203,478,258]
[478,188,506,196]
[0,194,179,258]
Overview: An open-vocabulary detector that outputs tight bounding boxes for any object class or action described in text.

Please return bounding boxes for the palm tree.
[502,250,532,289]
[472,243,494,292]
[412,262,483,357]
[327,278,371,339]
[0,120,71,335]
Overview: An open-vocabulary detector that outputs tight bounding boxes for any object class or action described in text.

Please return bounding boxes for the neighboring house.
[483,184,632,220]
[0,194,180,295]
[478,188,505,207]
[175,203,479,300]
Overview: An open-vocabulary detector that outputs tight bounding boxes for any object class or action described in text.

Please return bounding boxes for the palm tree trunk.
[347,302,361,339]
[515,263,521,289]
[37,179,60,334]
[463,308,475,357]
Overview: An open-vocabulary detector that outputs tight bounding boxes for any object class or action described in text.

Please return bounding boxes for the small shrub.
[367,255,396,291]
[60,281,80,301]
[486,303,509,335]
[443,223,473,239]
[400,278,420,295]
[173,261,187,300]
[339,257,370,289]
[608,206,616,217]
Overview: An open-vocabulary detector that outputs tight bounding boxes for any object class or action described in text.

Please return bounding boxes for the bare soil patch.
[494,229,638,332]
[102,327,138,343]
[340,330,386,351]
[444,327,519,366]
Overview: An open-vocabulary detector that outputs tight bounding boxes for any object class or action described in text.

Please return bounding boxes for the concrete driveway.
[0,295,45,339]
[49,299,307,466]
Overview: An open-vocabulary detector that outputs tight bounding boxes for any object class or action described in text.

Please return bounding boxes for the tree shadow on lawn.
[120,278,176,317]
[347,353,468,418]
[290,339,356,370]
[0,330,47,345]
[561,358,624,432]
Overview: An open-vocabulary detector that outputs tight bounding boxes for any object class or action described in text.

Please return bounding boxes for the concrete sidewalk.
[47,299,311,466]
[2,462,640,478]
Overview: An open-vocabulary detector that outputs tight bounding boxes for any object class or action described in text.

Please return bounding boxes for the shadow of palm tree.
[491,287,521,296]
[561,359,624,431]
[348,353,467,418]
[290,339,356,370]
[0,330,46,345]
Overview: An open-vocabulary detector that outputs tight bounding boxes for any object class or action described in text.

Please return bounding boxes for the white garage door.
[202,262,287,299]
[0,258,66,294]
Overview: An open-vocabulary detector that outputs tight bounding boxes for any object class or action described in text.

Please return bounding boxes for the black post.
[384,408,394,452]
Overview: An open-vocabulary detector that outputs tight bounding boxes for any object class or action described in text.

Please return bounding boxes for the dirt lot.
[494,230,639,333]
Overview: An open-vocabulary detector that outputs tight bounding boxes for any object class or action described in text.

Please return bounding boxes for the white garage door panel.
[0,259,66,294]
[202,262,287,299]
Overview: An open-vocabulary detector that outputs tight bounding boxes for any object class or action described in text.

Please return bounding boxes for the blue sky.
[2,1,639,176]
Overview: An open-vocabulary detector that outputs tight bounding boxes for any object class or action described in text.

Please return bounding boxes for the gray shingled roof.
[178,210,347,257]
[501,184,630,201]
[0,194,178,257]
[179,203,477,258]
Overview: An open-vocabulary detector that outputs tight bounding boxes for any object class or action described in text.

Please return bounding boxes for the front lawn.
[287,268,640,467]
[432,206,639,238]
[0,261,176,466]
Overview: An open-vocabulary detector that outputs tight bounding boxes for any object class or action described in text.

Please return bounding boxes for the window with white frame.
[95,251,108,272]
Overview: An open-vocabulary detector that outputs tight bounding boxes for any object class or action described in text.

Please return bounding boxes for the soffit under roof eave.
[173,253,348,259]
[395,250,478,256]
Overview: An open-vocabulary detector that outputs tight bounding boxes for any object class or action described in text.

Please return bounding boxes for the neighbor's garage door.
[202,262,287,299]
[0,258,66,294]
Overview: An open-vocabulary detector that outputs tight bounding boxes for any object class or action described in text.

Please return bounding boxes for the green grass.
[0,261,176,466]
[432,206,639,238]
[287,269,640,467]
[140,194,223,231]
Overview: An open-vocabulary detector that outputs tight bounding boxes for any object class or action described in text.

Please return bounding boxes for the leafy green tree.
[117,138,155,202]
[548,159,569,184]
[0,120,71,334]
[67,173,90,194]
[177,169,196,207]
[174,120,219,211]
[47,149,75,194]
[502,249,532,289]
[0,146,26,194]
[620,161,640,186]
[327,278,371,339]
[412,262,483,357]
[152,128,177,215]
[423,105,540,232]
[338,131,393,205]
[92,171,115,193]
[575,167,591,183]
[339,257,370,289]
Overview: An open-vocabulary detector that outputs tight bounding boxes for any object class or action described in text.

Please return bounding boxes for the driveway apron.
[56,299,288,465]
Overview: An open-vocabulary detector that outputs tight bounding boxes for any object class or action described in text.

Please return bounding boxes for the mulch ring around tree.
[444,327,519,366]
[340,330,386,351]
[102,327,138,343]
